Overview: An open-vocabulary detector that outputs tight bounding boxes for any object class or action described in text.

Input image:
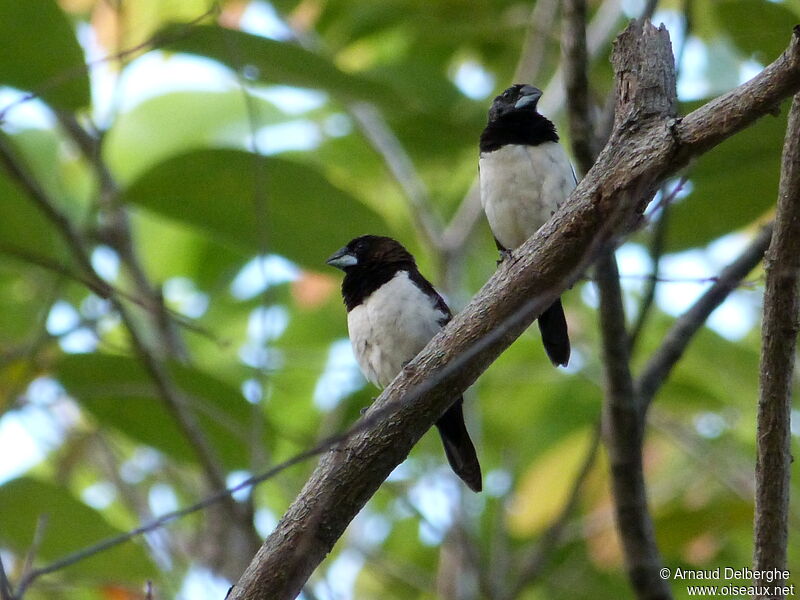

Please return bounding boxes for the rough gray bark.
[753,92,800,596]
[562,0,598,172]
[227,24,800,600]
[564,8,674,599]
[597,249,671,600]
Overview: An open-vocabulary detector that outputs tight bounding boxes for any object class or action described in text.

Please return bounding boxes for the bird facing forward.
[326,235,482,492]
[479,84,574,367]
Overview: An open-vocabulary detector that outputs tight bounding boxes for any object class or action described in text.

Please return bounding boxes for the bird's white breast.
[479,142,577,249]
[347,271,447,388]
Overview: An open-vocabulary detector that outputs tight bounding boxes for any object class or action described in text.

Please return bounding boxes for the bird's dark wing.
[407,268,452,326]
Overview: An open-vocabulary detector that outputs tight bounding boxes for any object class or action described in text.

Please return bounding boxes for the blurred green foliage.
[0,0,797,599]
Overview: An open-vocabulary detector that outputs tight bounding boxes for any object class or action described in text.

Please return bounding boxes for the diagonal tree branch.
[0,242,219,342]
[753,91,800,590]
[227,24,800,600]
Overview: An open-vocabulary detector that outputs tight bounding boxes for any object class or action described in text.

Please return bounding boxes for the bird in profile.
[327,235,482,492]
[479,83,574,367]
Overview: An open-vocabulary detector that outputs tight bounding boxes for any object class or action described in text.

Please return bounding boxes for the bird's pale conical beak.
[326,247,358,270]
[514,87,543,110]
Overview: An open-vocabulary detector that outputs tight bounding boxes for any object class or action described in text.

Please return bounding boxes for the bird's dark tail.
[435,399,482,492]
[537,297,570,367]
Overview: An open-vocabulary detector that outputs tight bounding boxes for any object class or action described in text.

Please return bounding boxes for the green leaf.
[119,149,389,269]
[56,353,262,470]
[129,208,243,288]
[0,477,153,581]
[111,0,216,49]
[159,24,400,109]
[0,169,69,263]
[716,0,799,63]
[267,297,348,451]
[507,427,599,536]
[478,334,600,472]
[104,90,285,184]
[0,0,90,111]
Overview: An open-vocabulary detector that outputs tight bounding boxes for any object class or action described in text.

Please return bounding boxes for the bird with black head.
[327,235,482,492]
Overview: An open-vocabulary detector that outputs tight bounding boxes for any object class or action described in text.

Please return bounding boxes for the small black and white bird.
[479,83,574,367]
[326,235,482,492]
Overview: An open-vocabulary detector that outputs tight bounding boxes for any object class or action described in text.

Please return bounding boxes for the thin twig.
[627,178,690,355]
[57,112,188,360]
[0,554,14,600]
[0,242,222,343]
[753,92,800,587]
[0,134,96,279]
[0,5,220,123]
[348,102,444,252]
[514,0,561,83]
[627,201,669,352]
[20,516,48,588]
[0,124,260,580]
[509,423,602,599]
[14,451,308,596]
[13,385,433,595]
[628,176,689,352]
[620,273,762,286]
[650,415,754,502]
[637,223,774,413]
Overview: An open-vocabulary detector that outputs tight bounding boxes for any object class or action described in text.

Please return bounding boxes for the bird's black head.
[480,84,556,152]
[327,235,418,311]
[488,84,543,121]
[326,235,415,273]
